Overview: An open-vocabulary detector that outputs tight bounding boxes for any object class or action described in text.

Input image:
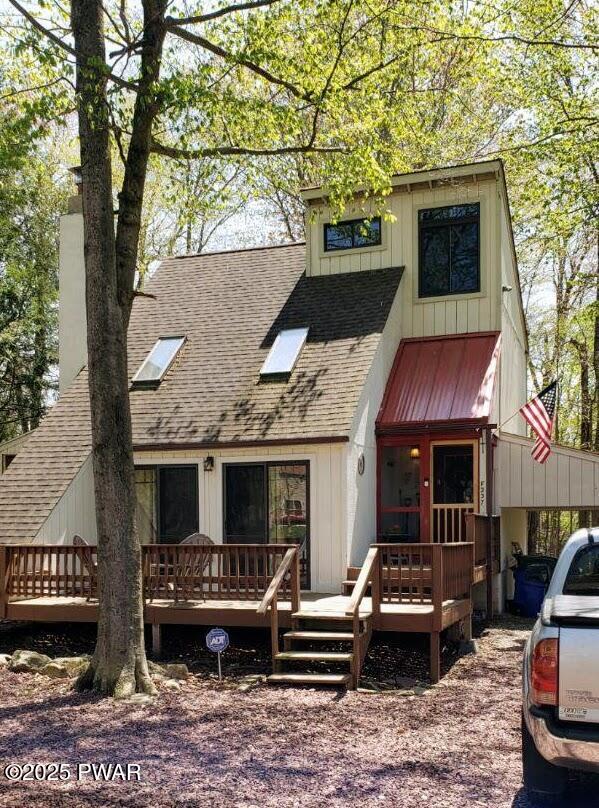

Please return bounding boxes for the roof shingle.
[0,243,402,542]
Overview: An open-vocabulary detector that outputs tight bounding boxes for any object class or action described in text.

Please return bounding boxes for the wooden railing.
[2,545,97,600]
[0,543,299,607]
[432,504,475,543]
[256,546,301,662]
[143,543,295,602]
[372,543,474,616]
[345,546,379,687]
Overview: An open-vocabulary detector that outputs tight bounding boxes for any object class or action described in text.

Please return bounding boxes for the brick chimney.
[59,167,87,393]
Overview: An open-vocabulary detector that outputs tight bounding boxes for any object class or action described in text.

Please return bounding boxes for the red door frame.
[377,429,481,543]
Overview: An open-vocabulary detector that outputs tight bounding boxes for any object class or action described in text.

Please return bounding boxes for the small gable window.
[260,327,308,378]
[324,216,381,252]
[132,336,185,387]
[418,203,480,298]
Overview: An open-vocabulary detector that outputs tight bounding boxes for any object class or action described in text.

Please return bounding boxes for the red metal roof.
[377,332,501,429]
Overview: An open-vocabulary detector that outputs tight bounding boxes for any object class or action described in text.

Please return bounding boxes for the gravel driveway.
[0,617,597,808]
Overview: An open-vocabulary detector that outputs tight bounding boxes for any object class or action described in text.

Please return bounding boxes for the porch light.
[203,456,215,472]
[410,446,420,460]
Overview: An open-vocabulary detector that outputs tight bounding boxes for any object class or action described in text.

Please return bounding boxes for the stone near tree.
[41,662,70,679]
[0,653,12,667]
[9,649,52,673]
[163,663,189,681]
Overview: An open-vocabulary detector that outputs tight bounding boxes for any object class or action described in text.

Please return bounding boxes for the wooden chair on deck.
[73,535,98,600]
[176,533,215,599]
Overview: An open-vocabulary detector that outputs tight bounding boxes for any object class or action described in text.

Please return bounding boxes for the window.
[224,462,310,586]
[379,445,421,541]
[418,203,480,297]
[134,465,198,543]
[132,336,185,386]
[260,327,308,377]
[324,216,382,252]
[564,545,599,596]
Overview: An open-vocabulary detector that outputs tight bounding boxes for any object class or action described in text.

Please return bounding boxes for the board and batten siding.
[33,443,347,592]
[497,188,527,434]
[35,454,97,544]
[496,433,599,509]
[306,176,502,339]
[135,443,347,593]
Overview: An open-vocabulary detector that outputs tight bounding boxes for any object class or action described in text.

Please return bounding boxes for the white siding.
[496,433,599,509]
[35,454,97,544]
[497,187,527,434]
[33,443,347,592]
[306,176,501,338]
[133,442,347,593]
[346,282,403,567]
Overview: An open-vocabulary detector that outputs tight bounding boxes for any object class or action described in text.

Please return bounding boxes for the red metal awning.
[377,332,501,431]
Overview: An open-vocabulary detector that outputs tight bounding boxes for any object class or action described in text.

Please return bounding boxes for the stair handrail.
[256,546,300,665]
[345,545,380,618]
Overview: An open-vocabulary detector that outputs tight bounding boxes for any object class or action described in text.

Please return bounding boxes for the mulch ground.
[0,617,598,808]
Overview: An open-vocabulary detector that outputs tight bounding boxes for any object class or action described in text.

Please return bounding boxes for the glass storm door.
[430,442,477,543]
[379,440,429,542]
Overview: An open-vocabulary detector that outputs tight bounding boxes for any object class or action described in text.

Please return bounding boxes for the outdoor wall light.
[410,446,420,460]
[203,456,215,472]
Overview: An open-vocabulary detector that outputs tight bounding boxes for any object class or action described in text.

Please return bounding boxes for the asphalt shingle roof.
[0,243,402,542]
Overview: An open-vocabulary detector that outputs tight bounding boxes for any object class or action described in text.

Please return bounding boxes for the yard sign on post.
[206,627,229,681]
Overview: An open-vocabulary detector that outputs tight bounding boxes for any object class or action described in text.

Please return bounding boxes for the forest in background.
[0,0,596,463]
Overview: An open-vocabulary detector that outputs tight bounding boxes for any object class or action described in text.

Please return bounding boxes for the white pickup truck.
[522,527,599,801]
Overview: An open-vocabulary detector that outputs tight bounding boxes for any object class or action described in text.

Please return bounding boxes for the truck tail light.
[531,638,558,706]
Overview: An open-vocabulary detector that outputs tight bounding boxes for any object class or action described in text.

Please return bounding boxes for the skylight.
[260,328,309,377]
[132,336,185,386]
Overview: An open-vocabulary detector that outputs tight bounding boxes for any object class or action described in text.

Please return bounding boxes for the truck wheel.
[522,713,568,802]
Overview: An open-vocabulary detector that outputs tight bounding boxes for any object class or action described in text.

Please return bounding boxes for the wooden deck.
[0,517,498,686]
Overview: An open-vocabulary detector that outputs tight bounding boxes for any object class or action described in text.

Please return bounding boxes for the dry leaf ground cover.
[0,617,598,808]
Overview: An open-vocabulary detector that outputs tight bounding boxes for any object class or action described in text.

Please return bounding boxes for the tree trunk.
[71,0,154,697]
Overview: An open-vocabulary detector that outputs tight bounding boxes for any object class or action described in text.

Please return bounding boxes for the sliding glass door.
[134,465,199,543]
[224,461,310,588]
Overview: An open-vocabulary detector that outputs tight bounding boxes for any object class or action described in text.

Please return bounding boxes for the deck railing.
[373,543,474,615]
[0,543,300,607]
[432,504,475,543]
[465,512,501,617]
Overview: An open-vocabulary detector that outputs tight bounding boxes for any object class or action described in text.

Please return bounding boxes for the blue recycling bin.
[512,556,557,617]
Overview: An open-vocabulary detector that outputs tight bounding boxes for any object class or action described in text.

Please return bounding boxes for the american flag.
[519,381,557,464]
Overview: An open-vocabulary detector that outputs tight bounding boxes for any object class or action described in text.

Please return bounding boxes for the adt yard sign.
[206,628,229,680]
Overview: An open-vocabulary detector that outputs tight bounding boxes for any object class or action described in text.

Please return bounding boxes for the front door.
[430,441,478,542]
[378,438,430,542]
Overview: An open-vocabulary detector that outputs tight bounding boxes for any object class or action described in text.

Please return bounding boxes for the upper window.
[132,336,185,387]
[418,203,480,298]
[260,327,308,377]
[324,216,382,252]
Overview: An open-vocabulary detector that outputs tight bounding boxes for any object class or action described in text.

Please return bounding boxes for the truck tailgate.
[559,626,599,723]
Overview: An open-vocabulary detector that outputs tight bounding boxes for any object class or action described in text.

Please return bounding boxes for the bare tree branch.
[169,0,283,26]
[151,139,344,158]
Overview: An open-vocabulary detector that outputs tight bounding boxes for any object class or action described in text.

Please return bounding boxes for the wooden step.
[275,651,353,663]
[292,610,370,621]
[266,673,351,687]
[284,630,354,642]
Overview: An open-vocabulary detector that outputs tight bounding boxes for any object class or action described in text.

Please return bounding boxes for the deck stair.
[266,608,372,689]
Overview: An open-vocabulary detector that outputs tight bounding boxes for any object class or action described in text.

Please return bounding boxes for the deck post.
[371,548,381,625]
[0,546,6,619]
[270,593,280,670]
[486,518,494,620]
[151,624,162,657]
[290,547,301,614]
[431,544,443,632]
[429,632,441,684]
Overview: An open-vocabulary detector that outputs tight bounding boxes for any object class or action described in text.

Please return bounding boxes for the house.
[1,159,598,687]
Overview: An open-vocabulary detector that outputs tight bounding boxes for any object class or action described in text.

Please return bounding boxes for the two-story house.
[1,159,598,687]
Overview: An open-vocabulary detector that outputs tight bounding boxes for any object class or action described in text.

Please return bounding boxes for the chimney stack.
[58,167,87,393]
